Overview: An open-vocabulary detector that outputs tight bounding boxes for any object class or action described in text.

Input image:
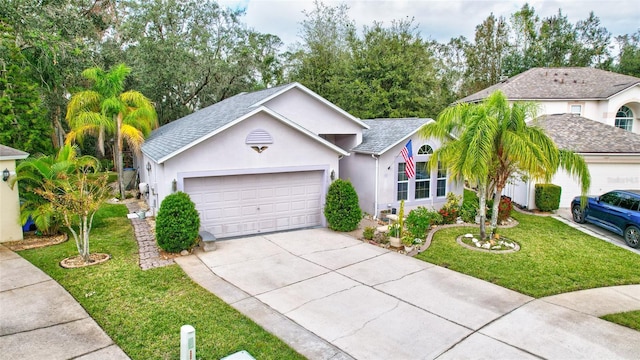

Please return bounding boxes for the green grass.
[601,311,640,331]
[416,211,640,298]
[18,204,304,360]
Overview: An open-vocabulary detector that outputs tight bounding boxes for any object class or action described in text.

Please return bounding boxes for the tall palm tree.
[65,63,157,198]
[421,90,590,239]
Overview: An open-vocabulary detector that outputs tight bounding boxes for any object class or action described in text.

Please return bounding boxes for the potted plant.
[401,234,415,252]
[388,223,402,248]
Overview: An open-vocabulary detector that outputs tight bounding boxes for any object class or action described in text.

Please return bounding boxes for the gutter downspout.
[372,154,379,219]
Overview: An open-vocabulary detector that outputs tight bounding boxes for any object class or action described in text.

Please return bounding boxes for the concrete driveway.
[554,208,640,255]
[176,228,640,360]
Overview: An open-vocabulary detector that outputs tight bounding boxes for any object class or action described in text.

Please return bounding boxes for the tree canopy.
[0,0,636,156]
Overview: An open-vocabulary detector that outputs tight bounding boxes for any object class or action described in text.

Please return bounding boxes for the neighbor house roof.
[352,118,433,155]
[460,67,640,103]
[0,144,29,160]
[142,83,362,163]
[531,114,640,154]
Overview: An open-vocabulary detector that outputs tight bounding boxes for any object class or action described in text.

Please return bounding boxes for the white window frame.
[570,104,582,115]
[395,143,447,203]
[615,105,633,132]
[436,161,447,197]
[397,163,408,201]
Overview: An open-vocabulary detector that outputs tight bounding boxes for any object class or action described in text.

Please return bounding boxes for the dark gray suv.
[571,190,640,249]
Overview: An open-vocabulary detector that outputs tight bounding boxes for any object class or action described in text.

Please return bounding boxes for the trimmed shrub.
[535,184,562,211]
[156,192,201,253]
[324,179,362,231]
[406,207,443,238]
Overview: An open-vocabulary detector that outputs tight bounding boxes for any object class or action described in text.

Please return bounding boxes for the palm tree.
[421,90,590,239]
[65,63,157,199]
[11,145,81,235]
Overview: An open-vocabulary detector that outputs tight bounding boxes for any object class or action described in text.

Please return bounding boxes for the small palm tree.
[11,145,81,235]
[421,90,590,239]
[66,63,157,199]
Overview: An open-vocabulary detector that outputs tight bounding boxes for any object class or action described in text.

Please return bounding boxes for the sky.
[218,0,640,47]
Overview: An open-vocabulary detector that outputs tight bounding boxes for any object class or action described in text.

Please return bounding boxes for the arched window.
[615,106,633,131]
[418,144,433,155]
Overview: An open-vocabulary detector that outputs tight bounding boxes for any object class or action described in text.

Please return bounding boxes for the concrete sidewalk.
[0,244,129,360]
[176,228,640,360]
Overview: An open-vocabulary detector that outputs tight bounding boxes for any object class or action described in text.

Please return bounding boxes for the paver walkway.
[125,202,174,270]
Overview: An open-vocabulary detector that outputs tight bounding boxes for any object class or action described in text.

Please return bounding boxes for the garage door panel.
[185,171,324,238]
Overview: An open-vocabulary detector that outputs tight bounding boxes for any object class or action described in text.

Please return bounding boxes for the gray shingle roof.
[352,118,432,155]
[142,84,293,162]
[460,67,640,103]
[0,144,29,159]
[531,114,640,153]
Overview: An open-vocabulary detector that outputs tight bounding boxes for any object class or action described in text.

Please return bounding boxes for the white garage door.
[184,171,324,238]
[554,162,640,207]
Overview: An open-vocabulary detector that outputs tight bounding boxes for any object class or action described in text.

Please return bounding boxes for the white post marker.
[180,325,196,360]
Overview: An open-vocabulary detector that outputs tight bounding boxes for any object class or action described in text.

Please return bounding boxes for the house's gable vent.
[246,129,273,144]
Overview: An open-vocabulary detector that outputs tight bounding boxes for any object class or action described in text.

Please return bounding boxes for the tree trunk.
[477,182,488,240]
[489,187,502,236]
[81,214,90,263]
[52,105,66,149]
[97,126,105,158]
[115,114,125,199]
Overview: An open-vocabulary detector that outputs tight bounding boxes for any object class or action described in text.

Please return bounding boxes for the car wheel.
[572,205,586,224]
[624,226,640,249]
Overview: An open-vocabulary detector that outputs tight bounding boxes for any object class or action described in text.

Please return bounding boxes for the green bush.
[156,192,201,253]
[535,184,562,211]
[438,192,462,224]
[405,207,443,238]
[363,226,375,240]
[460,202,478,223]
[324,179,362,231]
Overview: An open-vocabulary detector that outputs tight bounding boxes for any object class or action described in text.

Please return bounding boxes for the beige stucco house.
[140,83,461,239]
[0,144,29,242]
[460,67,640,209]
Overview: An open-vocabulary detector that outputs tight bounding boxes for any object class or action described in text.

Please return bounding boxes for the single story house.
[460,67,640,208]
[140,83,460,239]
[341,118,462,217]
[0,144,29,242]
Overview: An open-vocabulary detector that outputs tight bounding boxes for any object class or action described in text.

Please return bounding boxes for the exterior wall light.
[146,162,151,172]
[2,168,10,182]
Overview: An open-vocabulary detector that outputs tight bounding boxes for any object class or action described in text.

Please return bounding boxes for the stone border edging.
[408,218,519,256]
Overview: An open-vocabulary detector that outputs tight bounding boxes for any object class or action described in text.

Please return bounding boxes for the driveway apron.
[181,228,640,360]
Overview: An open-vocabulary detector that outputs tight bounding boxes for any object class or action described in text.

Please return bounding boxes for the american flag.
[401,140,415,179]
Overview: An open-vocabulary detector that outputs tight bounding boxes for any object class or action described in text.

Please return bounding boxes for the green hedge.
[535,184,562,211]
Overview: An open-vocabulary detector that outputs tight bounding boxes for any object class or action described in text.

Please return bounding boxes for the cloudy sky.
[218,0,640,47]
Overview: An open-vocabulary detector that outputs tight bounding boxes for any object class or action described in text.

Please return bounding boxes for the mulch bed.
[4,232,68,251]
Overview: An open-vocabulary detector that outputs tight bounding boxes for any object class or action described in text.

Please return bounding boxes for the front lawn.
[416,211,640,298]
[18,203,303,360]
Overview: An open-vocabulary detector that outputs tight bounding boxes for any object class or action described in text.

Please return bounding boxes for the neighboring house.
[0,144,29,242]
[341,118,462,218]
[460,67,640,209]
[140,83,460,239]
[505,114,640,208]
